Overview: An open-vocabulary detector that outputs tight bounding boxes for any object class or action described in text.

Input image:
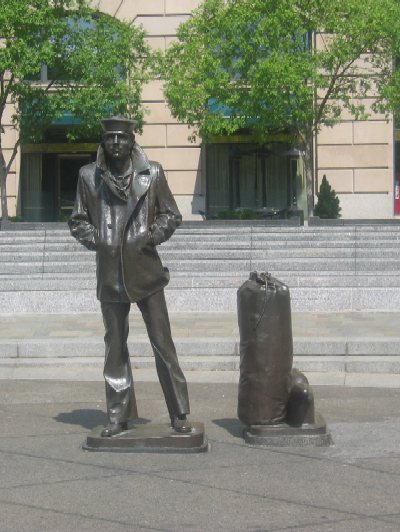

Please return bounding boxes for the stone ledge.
[0,338,238,358]
[1,363,399,388]
[2,338,400,359]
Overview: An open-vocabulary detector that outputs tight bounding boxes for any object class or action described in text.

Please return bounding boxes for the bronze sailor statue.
[69,116,191,438]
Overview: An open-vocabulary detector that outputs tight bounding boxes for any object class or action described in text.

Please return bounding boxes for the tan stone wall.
[132,1,204,220]
[315,30,395,219]
[1,98,18,217]
[1,0,204,220]
[94,0,205,220]
[316,117,394,218]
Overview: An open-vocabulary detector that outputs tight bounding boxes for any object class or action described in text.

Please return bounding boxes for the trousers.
[101,289,190,424]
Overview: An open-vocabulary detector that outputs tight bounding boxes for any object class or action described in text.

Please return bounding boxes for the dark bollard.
[237,272,332,447]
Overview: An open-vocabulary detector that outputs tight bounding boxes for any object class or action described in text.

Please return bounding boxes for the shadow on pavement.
[212,418,245,438]
[54,409,108,429]
[54,409,152,429]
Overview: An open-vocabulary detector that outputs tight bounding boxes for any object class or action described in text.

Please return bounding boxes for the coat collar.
[97,143,154,226]
[96,141,151,175]
[97,142,152,204]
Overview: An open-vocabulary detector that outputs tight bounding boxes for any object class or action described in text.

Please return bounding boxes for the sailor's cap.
[101,116,137,134]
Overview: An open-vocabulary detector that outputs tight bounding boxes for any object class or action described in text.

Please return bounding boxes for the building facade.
[2,0,398,221]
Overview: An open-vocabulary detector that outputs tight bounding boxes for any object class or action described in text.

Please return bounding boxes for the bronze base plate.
[244,413,332,447]
[83,421,208,453]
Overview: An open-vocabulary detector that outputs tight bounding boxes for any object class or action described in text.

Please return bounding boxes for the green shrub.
[217,209,259,220]
[314,175,341,219]
[239,209,257,219]
[217,209,240,220]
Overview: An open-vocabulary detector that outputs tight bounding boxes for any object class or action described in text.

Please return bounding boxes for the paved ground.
[1,310,400,529]
[0,380,400,531]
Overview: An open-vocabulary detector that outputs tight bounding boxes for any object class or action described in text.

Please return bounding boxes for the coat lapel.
[124,141,152,224]
[124,170,153,227]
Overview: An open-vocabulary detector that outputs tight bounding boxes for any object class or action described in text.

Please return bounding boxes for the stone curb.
[1,354,400,375]
[2,337,400,358]
[1,363,400,388]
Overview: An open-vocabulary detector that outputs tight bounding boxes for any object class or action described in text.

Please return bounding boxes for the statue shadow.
[212,418,245,439]
[54,409,150,430]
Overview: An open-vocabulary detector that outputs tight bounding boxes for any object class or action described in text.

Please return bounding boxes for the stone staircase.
[2,223,400,380]
[0,223,400,313]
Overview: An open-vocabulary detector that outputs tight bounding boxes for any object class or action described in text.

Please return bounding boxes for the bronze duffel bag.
[237,271,293,426]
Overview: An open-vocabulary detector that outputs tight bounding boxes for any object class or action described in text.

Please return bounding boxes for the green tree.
[163,0,400,217]
[314,175,341,219]
[0,0,155,222]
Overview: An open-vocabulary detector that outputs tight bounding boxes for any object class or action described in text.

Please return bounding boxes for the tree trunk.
[300,134,314,219]
[0,145,9,225]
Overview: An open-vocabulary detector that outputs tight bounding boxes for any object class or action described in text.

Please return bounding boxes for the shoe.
[172,415,192,433]
[101,421,128,437]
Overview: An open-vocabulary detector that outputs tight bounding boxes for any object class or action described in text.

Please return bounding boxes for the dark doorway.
[58,155,91,220]
[21,151,95,222]
[206,143,290,217]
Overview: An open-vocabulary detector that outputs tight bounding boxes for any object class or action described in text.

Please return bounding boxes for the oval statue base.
[83,421,208,453]
[244,413,332,447]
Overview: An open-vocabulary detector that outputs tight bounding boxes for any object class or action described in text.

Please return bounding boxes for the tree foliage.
[314,175,341,219]
[163,0,400,215]
[0,0,155,221]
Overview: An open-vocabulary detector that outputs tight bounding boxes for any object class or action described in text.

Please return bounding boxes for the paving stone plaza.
[1,380,400,531]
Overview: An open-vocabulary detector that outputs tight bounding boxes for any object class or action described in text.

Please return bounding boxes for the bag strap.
[249,271,275,288]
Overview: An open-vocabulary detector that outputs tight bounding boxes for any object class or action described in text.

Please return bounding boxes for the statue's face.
[103,132,132,162]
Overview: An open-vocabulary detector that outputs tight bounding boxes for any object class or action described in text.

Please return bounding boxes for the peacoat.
[68,143,182,303]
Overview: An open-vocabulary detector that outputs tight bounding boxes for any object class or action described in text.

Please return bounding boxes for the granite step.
[5,249,400,262]
[2,274,400,291]
[0,339,400,374]
[2,285,400,312]
[1,225,400,313]
[4,240,400,253]
[2,258,400,275]
[2,336,400,358]
[1,309,400,377]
